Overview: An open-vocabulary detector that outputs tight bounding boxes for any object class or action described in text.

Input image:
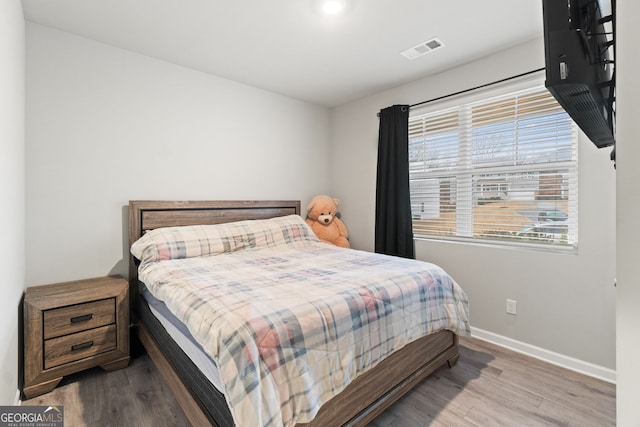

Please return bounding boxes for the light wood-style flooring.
[22,336,615,426]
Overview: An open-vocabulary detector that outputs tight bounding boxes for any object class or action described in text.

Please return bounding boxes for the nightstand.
[23,276,130,399]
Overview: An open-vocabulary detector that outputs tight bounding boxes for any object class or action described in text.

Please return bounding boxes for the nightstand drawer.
[44,324,117,369]
[43,298,115,339]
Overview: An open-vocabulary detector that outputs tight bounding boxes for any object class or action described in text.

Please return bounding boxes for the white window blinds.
[409,84,578,250]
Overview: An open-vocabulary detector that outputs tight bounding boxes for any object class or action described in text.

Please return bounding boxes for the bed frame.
[128,200,459,427]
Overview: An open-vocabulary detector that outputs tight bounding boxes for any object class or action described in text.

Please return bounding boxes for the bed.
[128,200,469,427]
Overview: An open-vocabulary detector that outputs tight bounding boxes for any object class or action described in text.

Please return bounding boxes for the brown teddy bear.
[305,195,350,248]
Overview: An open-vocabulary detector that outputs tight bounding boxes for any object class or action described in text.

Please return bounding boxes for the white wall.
[0,0,25,405]
[330,38,617,371]
[25,22,331,286]
[615,0,640,423]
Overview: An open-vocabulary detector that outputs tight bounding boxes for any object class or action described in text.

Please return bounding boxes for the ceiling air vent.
[401,37,445,60]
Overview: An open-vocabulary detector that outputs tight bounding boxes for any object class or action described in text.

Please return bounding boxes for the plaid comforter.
[132,215,469,427]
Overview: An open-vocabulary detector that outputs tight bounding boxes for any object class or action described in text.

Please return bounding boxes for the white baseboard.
[470,327,616,384]
[14,389,21,405]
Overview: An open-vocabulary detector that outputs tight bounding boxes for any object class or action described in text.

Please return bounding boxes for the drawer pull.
[70,314,93,323]
[71,341,94,351]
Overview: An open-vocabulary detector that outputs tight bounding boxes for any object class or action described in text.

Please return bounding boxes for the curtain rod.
[377,67,545,117]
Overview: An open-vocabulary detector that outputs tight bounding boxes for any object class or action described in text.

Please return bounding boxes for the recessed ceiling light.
[314,0,350,15]
[322,0,345,14]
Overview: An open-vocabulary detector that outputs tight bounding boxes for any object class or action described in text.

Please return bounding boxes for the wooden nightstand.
[23,276,130,399]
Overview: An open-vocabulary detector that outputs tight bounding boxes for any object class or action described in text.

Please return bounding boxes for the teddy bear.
[305,195,350,248]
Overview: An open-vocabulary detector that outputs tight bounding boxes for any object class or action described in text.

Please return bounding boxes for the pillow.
[130,214,318,264]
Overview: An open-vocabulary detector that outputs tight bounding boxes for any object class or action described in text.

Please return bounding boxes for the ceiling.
[21,0,544,107]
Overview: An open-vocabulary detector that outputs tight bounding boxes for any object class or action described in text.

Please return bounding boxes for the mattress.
[135,284,235,426]
[139,283,224,391]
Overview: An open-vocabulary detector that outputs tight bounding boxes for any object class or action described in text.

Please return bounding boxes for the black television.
[542,0,615,149]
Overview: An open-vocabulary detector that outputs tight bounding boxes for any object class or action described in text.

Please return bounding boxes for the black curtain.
[375,105,415,259]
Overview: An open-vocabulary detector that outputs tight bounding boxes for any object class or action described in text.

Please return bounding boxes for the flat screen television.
[542,0,615,149]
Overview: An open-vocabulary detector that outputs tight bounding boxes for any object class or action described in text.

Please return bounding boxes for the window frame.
[408,74,579,253]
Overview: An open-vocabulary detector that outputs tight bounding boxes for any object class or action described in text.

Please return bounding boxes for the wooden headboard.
[128,200,301,285]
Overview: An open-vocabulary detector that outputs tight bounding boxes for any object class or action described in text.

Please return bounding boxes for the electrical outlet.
[506,299,517,315]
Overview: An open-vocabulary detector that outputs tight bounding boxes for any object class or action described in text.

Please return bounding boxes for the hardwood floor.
[21,354,190,427]
[22,336,615,426]
[371,337,615,426]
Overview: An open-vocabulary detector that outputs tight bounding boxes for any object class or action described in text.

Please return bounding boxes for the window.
[409,81,578,250]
